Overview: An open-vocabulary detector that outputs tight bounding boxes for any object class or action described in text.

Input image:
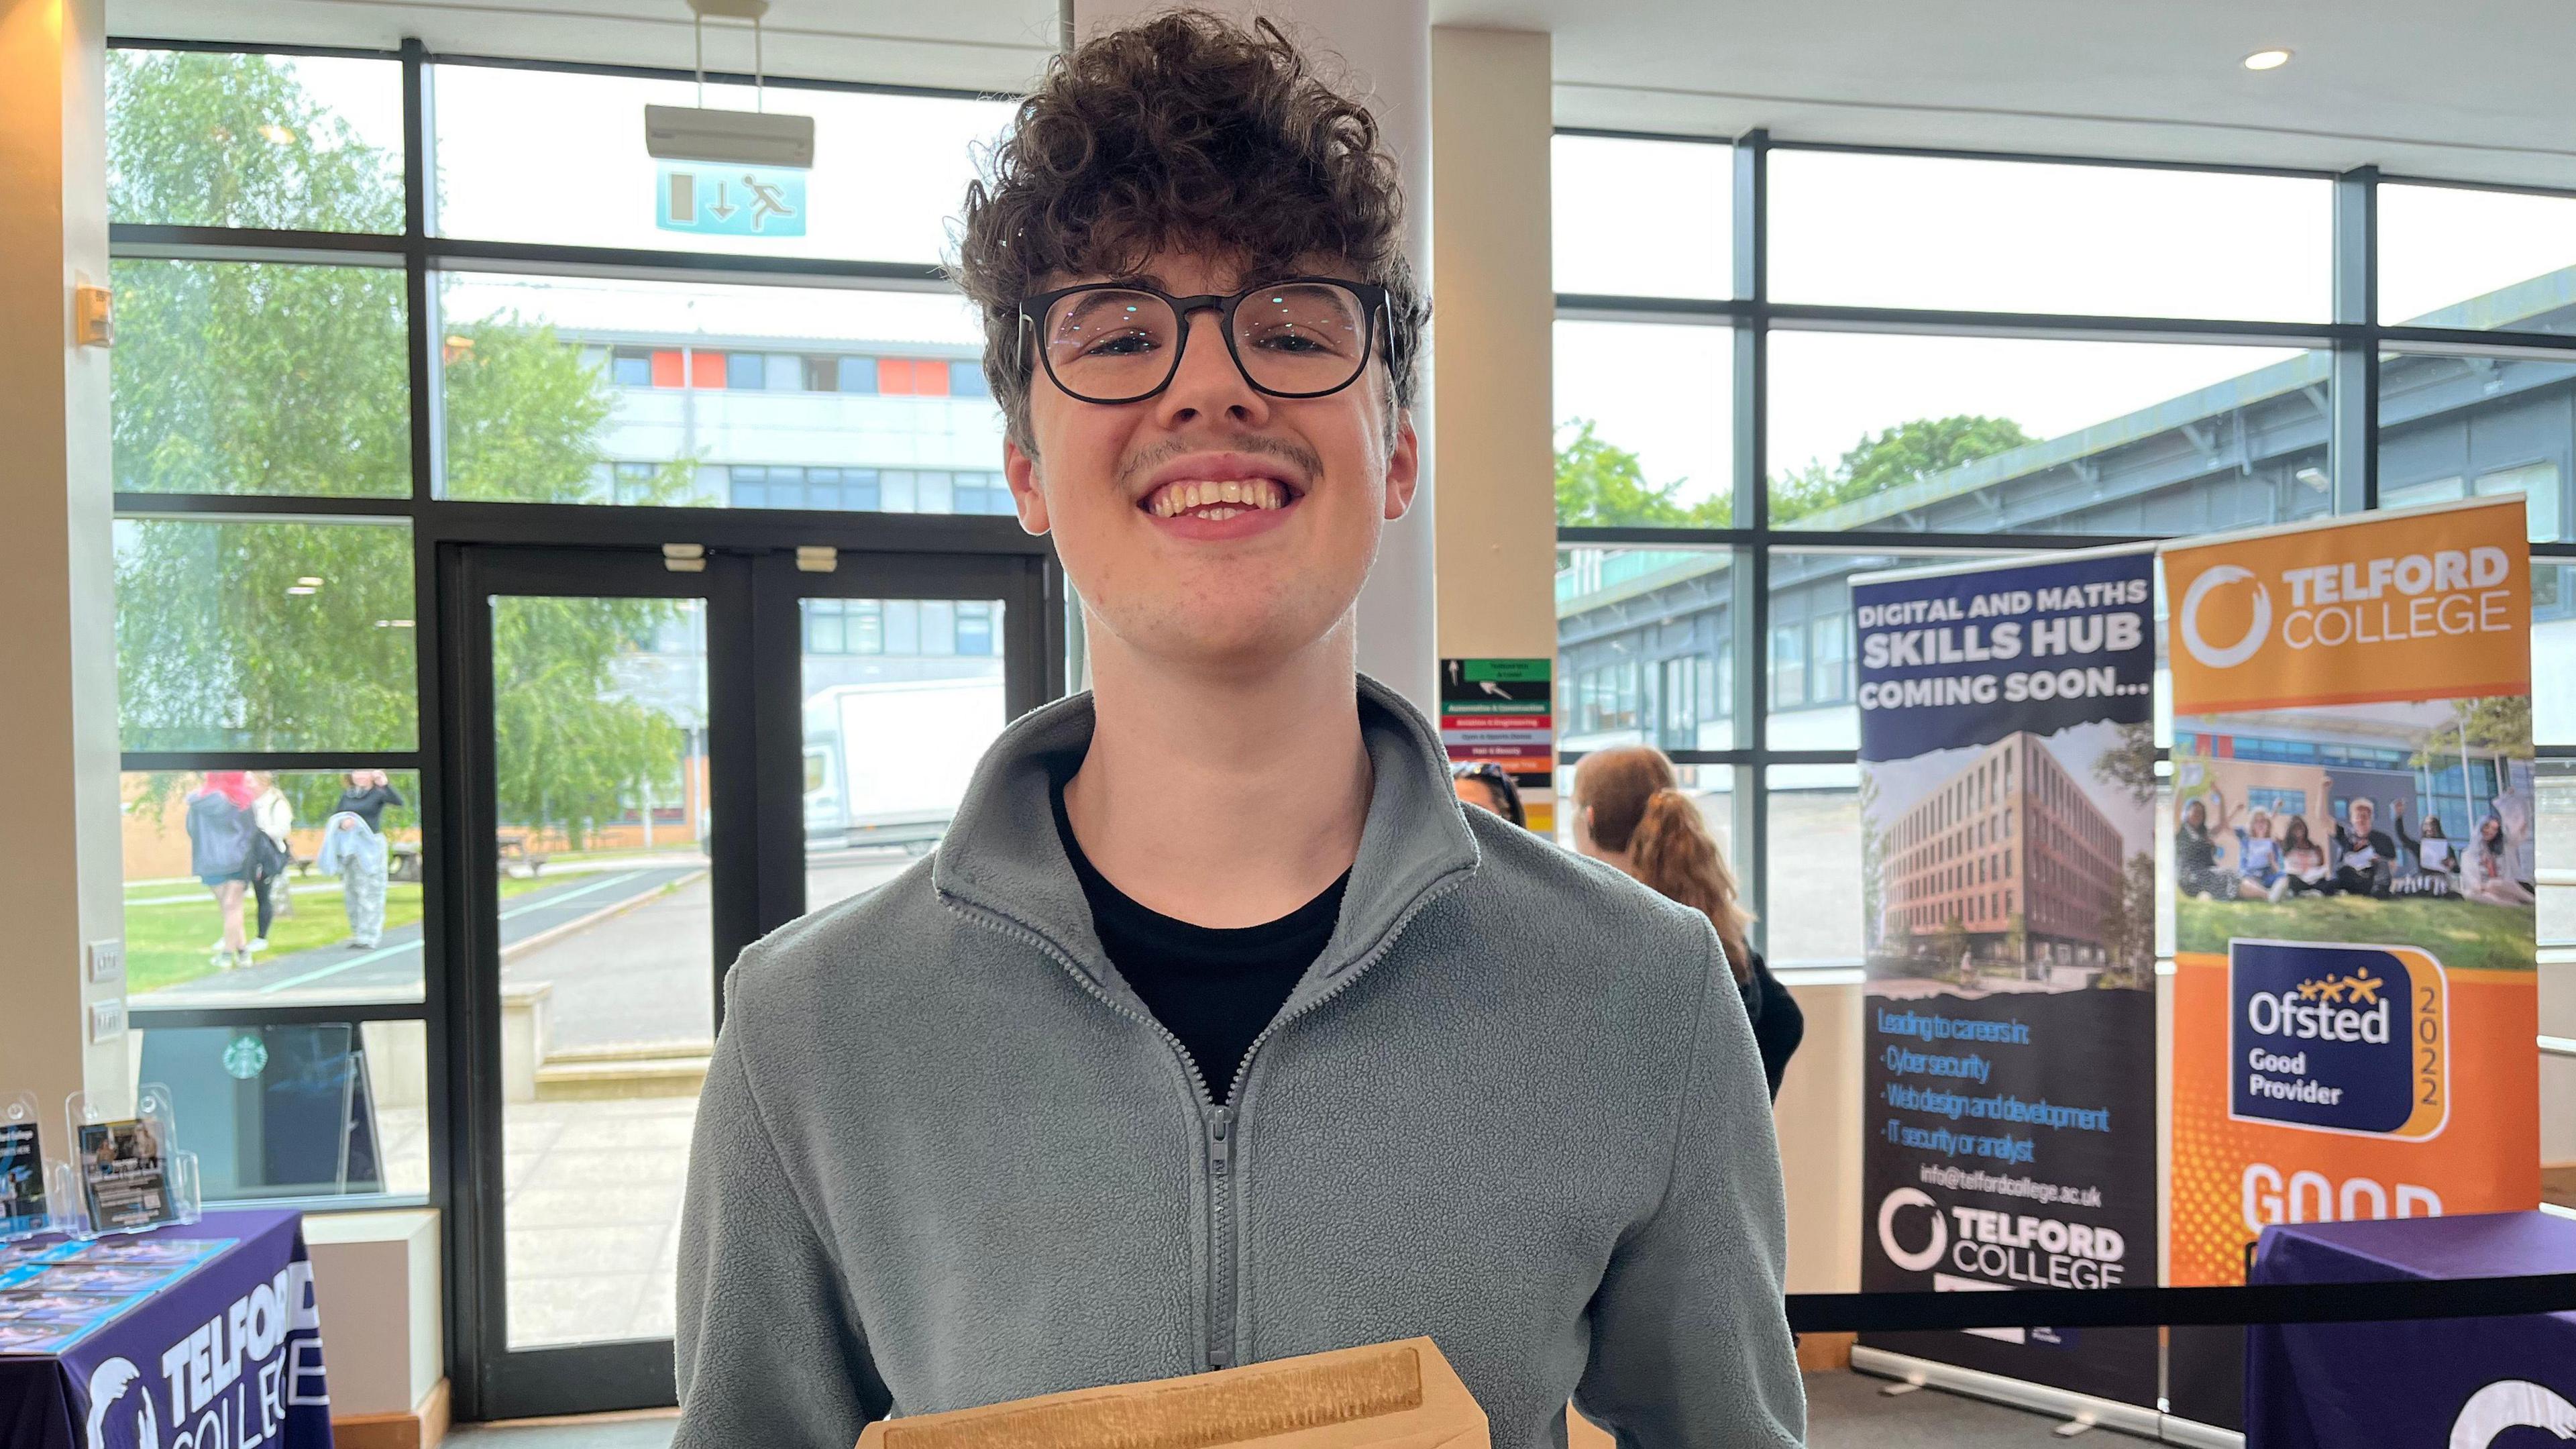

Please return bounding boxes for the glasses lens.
[1233,282,1368,395]
[1042,288,1178,401]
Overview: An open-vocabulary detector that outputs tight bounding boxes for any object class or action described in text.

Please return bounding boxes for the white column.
[1068,0,1437,715]
[0,0,129,1115]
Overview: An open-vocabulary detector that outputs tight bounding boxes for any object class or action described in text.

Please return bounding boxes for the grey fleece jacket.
[674,676,1805,1448]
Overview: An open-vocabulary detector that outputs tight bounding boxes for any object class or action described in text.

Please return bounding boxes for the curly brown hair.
[952,9,1426,455]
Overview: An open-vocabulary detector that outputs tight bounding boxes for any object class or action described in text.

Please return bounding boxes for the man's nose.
[1156,308,1266,426]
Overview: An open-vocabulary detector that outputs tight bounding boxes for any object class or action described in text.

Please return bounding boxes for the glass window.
[1557,546,1734,751]
[949,361,992,398]
[1766,549,1960,751]
[1552,135,1731,300]
[432,64,1014,263]
[921,600,958,656]
[138,1018,428,1204]
[838,356,879,394]
[123,767,424,1006]
[2379,183,2576,335]
[883,599,921,655]
[806,598,846,654]
[433,272,1000,507]
[1768,331,2321,533]
[1554,320,1733,526]
[800,600,1009,911]
[1770,623,1806,708]
[1811,611,1849,704]
[957,602,995,656]
[2540,760,2576,946]
[881,470,920,513]
[1766,763,1860,964]
[112,259,410,498]
[115,517,417,752]
[1768,151,2330,320]
[108,49,405,233]
[2379,352,2575,541]
[611,347,655,386]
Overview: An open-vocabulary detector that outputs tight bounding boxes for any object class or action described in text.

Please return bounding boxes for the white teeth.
[1146,478,1293,518]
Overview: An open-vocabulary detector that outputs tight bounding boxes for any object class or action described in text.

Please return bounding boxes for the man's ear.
[1004,438,1051,535]
[1382,411,1420,521]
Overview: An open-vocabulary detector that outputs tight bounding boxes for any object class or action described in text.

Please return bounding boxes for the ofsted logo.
[2230,938,2447,1140]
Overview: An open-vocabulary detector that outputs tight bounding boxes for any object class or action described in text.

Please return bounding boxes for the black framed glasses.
[1018,277,1389,405]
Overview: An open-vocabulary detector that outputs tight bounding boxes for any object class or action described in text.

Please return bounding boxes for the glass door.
[774,553,1052,919]
[446,544,1054,1419]
[448,546,759,1417]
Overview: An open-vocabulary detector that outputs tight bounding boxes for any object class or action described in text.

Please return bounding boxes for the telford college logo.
[2178,564,2272,669]
[2230,938,2447,1140]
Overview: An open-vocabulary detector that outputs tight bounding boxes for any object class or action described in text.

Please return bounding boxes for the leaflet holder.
[1,1089,72,1245]
[64,1081,201,1240]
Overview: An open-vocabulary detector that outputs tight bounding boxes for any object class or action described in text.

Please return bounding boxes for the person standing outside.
[334,769,405,832]
[676,15,1801,1448]
[184,771,259,972]
[248,771,296,947]
[1572,745,1803,1099]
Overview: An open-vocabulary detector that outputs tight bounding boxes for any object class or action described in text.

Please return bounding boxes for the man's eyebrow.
[1055,288,1155,331]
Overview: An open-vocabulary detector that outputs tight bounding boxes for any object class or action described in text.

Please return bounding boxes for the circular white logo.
[86,1357,160,1449]
[2448,1379,2576,1448]
[1876,1187,1947,1273]
[2179,564,2273,669]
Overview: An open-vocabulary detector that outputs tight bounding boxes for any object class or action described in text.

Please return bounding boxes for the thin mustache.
[1117,435,1324,491]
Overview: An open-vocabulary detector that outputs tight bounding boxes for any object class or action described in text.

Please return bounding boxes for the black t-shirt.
[334,783,406,833]
[1050,778,1346,1105]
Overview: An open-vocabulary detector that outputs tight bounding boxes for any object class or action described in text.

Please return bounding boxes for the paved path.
[136,863,705,1008]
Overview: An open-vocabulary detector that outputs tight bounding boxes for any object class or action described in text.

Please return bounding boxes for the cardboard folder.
[854,1337,1489,1449]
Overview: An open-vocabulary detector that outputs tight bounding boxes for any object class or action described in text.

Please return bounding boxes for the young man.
[675,15,1803,1448]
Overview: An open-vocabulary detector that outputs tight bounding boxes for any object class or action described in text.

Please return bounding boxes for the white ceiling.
[109,0,2576,190]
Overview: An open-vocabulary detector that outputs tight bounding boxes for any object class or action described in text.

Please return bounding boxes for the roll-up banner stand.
[1852,545,2162,1407]
[2161,496,2540,1428]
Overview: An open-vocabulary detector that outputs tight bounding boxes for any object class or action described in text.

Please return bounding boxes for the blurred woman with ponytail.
[1574,744,1803,1097]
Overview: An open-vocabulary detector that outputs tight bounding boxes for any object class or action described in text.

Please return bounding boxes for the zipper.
[941,861,1473,1374]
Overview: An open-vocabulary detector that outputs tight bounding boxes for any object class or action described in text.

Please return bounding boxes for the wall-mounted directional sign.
[657,161,807,237]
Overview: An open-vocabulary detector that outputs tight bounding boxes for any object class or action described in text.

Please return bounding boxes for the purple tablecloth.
[0,1209,333,1449]
[2247,1210,2576,1449]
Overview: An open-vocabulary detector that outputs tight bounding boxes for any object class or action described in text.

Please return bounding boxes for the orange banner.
[2162,498,2538,1289]
[2162,498,2530,714]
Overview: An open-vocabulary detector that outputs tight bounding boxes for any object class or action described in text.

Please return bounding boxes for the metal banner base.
[1850,1346,2243,1449]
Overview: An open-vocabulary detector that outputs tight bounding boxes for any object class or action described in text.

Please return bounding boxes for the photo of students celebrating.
[2169,695,2535,971]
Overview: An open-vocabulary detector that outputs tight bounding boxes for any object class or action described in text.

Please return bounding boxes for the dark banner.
[1855,548,2161,1407]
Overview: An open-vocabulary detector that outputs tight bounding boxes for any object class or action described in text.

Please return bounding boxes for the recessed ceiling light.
[2243,48,2292,71]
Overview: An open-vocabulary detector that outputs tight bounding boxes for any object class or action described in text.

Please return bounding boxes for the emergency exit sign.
[657,162,807,237]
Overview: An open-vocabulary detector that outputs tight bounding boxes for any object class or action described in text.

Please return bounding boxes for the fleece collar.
[932,673,1482,1002]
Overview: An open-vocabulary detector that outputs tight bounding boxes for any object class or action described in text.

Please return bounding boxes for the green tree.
[109,52,690,837]
[1555,419,1695,527]
[2412,695,2534,768]
[2096,851,2157,982]
[2093,718,2160,808]
[1772,415,2033,524]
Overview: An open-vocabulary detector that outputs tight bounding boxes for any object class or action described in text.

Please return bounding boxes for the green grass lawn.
[2176,892,2536,971]
[123,873,552,996]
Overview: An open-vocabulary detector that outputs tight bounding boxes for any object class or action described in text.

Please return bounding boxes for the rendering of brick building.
[1880,731,2125,966]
